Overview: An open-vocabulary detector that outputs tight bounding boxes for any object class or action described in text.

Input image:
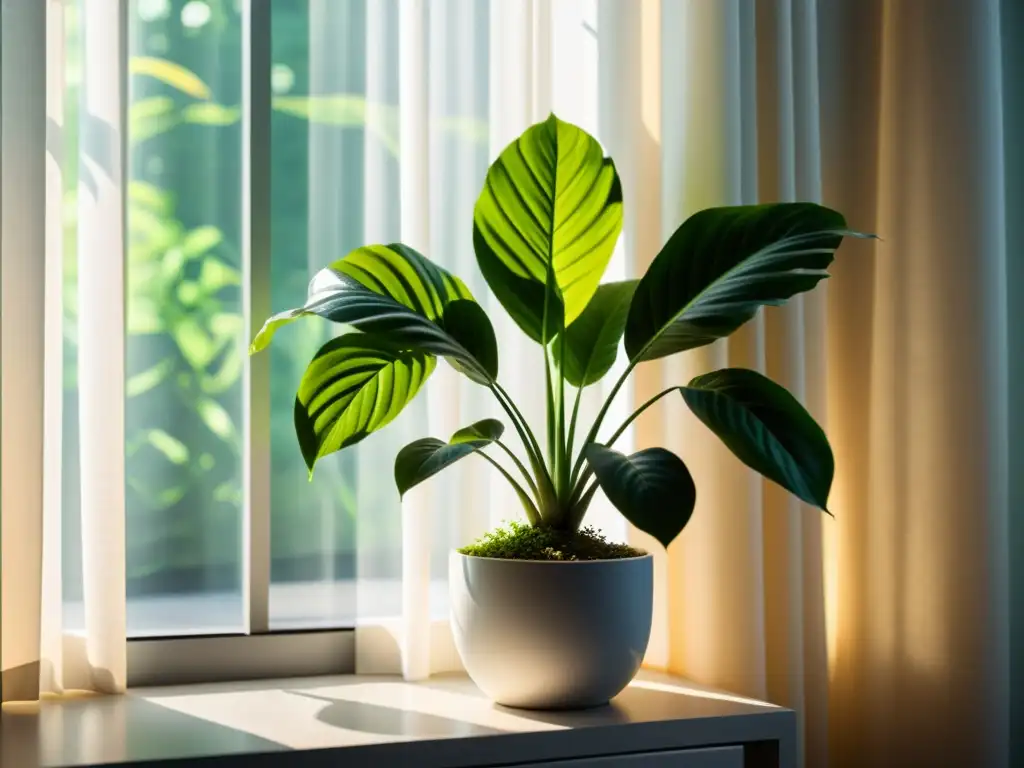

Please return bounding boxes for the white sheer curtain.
[1,0,128,703]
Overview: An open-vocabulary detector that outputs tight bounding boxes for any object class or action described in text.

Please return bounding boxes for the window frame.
[132,0,357,685]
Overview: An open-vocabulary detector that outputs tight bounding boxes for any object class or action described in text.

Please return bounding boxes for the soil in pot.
[458,521,647,562]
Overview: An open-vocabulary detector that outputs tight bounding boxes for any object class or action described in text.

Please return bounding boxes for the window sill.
[0,671,795,768]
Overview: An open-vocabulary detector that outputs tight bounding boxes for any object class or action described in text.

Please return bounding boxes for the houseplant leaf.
[681,367,833,510]
[394,419,505,497]
[251,243,497,384]
[584,444,696,548]
[552,280,636,388]
[624,203,859,362]
[473,114,623,343]
[294,333,435,474]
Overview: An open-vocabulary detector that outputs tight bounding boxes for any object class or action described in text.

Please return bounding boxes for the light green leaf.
[394,419,504,497]
[127,297,163,335]
[209,312,243,340]
[129,181,174,215]
[177,281,201,306]
[198,257,241,292]
[473,114,623,343]
[183,102,240,125]
[129,96,178,144]
[273,95,399,156]
[585,444,696,548]
[625,203,870,362]
[147,429,190,465]
[250,243,498,384]
[130,56,212,99]
[172,318,217,369]
[181,226,223,258]
[681,367,833,511]
[198,398,235,441]
[553,280,636,388]
[126,358,174,397]
[295,333,436,474]
[201,346,243,395]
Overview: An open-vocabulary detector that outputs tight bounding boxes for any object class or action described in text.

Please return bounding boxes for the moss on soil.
[458,520,647,561]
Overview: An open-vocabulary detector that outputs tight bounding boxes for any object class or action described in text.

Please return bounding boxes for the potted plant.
[251,114,866,710]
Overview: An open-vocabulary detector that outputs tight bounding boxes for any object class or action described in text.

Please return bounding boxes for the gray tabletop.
[0,671,795,768]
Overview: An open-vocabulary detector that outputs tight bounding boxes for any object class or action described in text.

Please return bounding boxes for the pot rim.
[451,549,653,564]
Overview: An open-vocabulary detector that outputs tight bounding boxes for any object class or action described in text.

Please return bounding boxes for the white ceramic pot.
[449,550,653,710]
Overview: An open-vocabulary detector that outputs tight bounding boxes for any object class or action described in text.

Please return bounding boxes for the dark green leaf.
[625,203,870,362]
[450,418,504,444]
[250,243,497,384]
[553,280,636,387]
[681,367,833,511]
[295,333,435,474]
[394,419,505,497]
[473,114,623,343]
[442,299,499,382]
[584,444,696,548]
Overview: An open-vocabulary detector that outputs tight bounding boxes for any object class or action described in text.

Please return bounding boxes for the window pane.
[267,0,493,629]
[267,0,371,629]
[123,0,244,636]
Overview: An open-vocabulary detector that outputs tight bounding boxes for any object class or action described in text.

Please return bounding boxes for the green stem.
[476,450,542,526]
[570,358,638,486]
[566,382,583,467]
[544,341,556,472]
[555,326,568,502]
[569,383,681,508]
[566,478,599,531]
[495,438,538,496]
[605,384,681,449]
[491,381,546,474]
[490,381,556,514]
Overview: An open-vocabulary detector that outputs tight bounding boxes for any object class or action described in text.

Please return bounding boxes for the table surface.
[0,670,794,768]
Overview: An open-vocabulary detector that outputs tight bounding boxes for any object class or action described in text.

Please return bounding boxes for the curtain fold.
[1,0,128,704]
[821,0,1010,765]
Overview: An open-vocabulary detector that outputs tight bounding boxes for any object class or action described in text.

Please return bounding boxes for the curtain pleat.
[76,0,128,696]
[1,0,128,704]
[822,1,1010,765]
[1,0,48,705]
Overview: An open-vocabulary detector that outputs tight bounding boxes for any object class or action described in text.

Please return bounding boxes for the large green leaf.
[295,333,435,474]
[625,203,864,362]
[584,445,696,548]
[394,419,504,497]
[251,243,497,384]
[681,368,833,510]
[473,114,623,343]
[553,280,636,388]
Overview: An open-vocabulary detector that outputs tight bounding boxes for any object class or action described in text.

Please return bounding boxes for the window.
[53,0,494,674]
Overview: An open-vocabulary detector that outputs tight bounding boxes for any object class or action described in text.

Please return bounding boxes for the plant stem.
[476,450,542,525]
[566,382,583,467]
[569,358,637,486]
[544,340,556,474]
[555,325,568,502]
[495,438,538,495]
[490,381,556,515]
[491,381,546,475]
[569,384,680,508]
[605,384,681,448]
[566,478,599,530]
